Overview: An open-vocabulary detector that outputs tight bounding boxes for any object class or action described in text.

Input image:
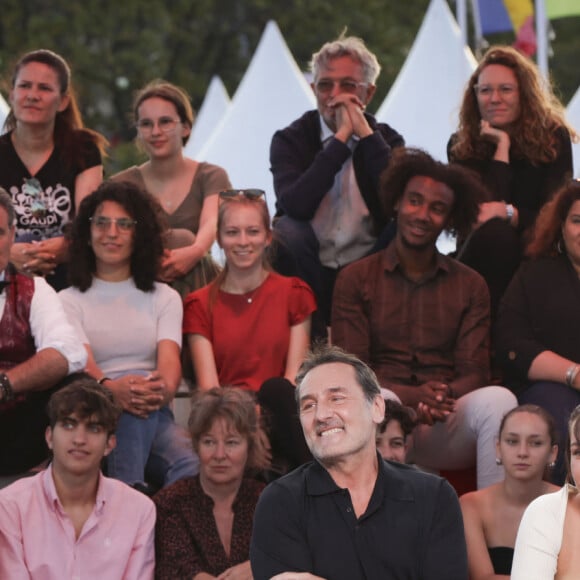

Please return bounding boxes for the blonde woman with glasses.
[112,80,231,298]
[184,190,316,472]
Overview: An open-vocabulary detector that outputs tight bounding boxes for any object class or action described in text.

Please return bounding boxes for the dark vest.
[0,265,35,372]
[0,266,51,475]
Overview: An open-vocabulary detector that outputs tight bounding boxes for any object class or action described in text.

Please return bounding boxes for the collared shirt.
[0,466,156,580]
[250,456,467,580]
[332,243,490,391]
[310,116,376,268]
[0,270,87,373]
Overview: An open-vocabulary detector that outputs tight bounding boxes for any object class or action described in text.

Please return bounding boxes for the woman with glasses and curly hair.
[59,180,198,491]
[448,46,575,316]
[183,190,316,471]
[0,49,107,290]
[112,80,231,298]
[496,180,580,484]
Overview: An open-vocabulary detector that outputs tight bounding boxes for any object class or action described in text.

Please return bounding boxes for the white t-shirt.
[0,273,86,373]
[59,278,182,377]
[512,484,571,579]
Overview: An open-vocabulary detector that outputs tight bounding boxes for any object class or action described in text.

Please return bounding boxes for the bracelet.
[505,203,515,222]
[97,376,112,385]
[565,365,579,388]
[0,373,15,402]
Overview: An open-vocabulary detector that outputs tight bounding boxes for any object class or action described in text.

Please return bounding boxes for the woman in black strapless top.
[460,405,559,578]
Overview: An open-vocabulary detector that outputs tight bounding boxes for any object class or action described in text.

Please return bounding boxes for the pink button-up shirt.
[0,466,155,580]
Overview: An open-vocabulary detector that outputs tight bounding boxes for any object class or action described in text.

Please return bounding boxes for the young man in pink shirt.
[0,376,156,579]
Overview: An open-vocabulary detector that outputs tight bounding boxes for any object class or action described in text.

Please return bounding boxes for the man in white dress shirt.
[0,188,87,477]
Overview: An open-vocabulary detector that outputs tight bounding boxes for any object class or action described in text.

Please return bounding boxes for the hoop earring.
[557,240,563,254]
[495,457,502,466]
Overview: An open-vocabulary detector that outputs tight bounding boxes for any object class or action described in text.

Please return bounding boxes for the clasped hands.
[332,94,373,142]
[110,372,167,418]
[415,381,456,426]
[11,238,66,276]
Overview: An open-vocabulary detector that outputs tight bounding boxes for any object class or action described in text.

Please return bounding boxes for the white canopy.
[375,0,477,161]
[184,75,230,159]
[196,20,316,217]
[567,86,580,178]
[0,93,9,129]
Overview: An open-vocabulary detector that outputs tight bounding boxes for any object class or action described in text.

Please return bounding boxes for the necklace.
[222,271,268,304]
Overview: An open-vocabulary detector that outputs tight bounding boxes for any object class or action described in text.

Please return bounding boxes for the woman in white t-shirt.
[60,180,198,491]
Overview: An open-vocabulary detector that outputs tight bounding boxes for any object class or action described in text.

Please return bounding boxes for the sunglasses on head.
[219,189,265,201]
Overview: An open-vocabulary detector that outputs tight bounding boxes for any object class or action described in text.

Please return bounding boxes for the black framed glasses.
[219,189,265,200]
[90,216,137,232]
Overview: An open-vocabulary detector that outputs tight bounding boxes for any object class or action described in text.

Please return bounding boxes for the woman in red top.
[184,189,316,470]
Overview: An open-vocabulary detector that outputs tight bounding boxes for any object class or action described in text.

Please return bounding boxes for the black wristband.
[97,376,112,385]
[0,373,15,402]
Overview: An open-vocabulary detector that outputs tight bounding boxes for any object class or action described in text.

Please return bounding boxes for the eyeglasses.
[474,84,517,98]
[90,216,137,232]
[219,189,265,200]
[136,116,180,135]
[314,78,368,94]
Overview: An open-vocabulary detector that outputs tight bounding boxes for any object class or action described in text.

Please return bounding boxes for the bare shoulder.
[460,484,498,521]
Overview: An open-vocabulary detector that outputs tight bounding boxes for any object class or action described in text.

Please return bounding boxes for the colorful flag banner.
[476,0,536,55]
[478,0,513,33]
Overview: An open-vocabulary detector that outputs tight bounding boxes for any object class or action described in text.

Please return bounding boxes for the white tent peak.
[0,92,9,130]
[567,87,580,177]
[184,75,230,159]
[197,19,316,217]
[376,0,476,161]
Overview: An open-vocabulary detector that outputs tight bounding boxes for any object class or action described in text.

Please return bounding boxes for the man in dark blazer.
[270,35,404,334]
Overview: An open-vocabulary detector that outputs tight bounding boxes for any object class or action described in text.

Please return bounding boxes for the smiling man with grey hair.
[250,345,467,580]
[270,35,404,337]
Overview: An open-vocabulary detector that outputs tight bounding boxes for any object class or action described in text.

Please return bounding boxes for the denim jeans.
[407,385,518,489]
[107,405,199,488]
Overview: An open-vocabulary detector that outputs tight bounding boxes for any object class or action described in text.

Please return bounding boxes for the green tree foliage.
[0,0,578,171]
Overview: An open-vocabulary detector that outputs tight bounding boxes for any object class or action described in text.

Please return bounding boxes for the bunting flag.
[477,0,536,55]
[505,0,536,56]
[545,0,580,18]
[478,0,513,34]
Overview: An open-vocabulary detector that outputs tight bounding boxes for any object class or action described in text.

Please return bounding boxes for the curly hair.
[310,34,381,84]
[188,387,271,472]
[67,180,166,291]
[3,49,107,162]
[450,46,574,165]
[526,180,580,258]
[133,79,194,146]
[380,148,486,240]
